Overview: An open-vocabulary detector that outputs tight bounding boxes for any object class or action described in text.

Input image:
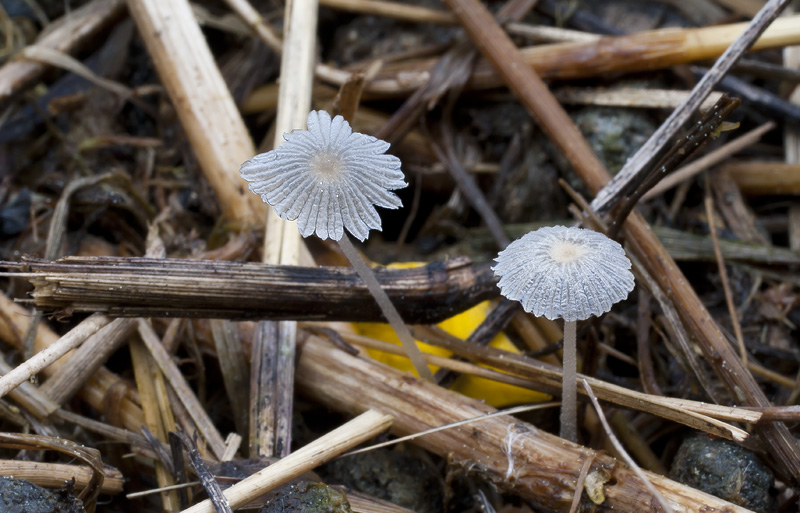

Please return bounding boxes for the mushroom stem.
[560,320,577,442]
[337,234,435,382]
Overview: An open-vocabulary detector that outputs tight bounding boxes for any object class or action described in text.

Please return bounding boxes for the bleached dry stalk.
[0,313,111,400]
[126,0,266,226]
[181,409,393,513]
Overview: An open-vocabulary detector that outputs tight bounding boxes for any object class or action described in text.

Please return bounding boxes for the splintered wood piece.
[130,338,180,511]
[0,0,126,107]
[126,0,266,226]
[295,337,752,513]
[181,409,393,513]
[13,256,496,323]
[137,320,227,461]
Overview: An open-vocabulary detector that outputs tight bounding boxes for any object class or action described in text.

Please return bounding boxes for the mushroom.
[241,110,434,381]
[493,225,634,442]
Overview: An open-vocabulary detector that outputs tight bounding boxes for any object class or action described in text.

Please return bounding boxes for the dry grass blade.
[642,121,776,200]
[181,409,393,513]
[130,338,180,511]
[223,0,283,53]
[18,46,134,99]
[408,326,752,441]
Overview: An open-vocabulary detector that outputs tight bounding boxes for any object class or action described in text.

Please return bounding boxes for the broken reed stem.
[12,256,498,323]
[130,338,180,511]
[126,0,265,226]
[337,235,435,382]
[592,0,791,213]
[137,319,228,461]
[296,337,753,513]
[252,0,318,459]
[0,313,111,400]
[181,409,393,513]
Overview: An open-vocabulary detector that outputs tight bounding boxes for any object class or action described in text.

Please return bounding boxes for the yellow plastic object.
[355,264,549,407]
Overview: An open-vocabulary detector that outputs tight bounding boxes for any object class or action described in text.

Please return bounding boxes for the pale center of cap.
[549,239,588,263]
[309,150,346,182]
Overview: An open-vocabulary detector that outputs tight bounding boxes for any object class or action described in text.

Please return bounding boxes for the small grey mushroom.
[240,110,433,381]
[493,225,634,442]
[240,110,407,242]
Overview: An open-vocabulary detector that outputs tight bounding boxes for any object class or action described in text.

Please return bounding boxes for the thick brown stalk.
[14,256,497,324]
[442,0,800,479]
[295,337,752,513]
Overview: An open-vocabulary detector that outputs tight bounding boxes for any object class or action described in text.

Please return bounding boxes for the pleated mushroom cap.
[240,110,406,241]
[493,226,634,322]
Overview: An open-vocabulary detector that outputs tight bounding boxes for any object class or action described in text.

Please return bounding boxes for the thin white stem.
[560,320,577,442]
[337,235,435,382]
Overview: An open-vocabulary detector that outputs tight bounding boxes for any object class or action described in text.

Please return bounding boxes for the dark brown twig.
[591,0,792,214]
[606,96,741,238]
[9,256,498,323]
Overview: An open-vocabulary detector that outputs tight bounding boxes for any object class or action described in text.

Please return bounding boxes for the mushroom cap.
[493,226,634,322]
[240,110,407,241]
